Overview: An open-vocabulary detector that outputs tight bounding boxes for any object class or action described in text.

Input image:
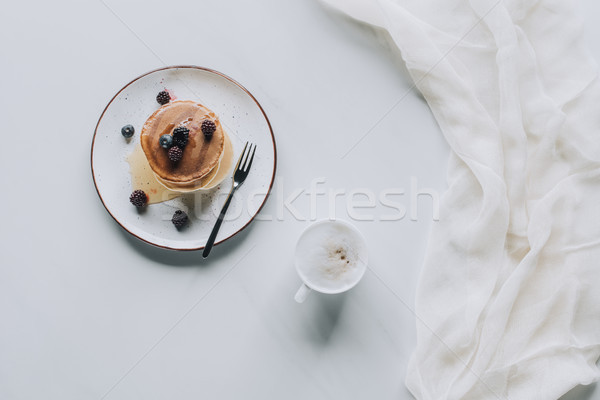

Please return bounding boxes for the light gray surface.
[0,0,598,399]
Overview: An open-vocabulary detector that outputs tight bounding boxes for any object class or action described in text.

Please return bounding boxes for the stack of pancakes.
[141,100,230,191]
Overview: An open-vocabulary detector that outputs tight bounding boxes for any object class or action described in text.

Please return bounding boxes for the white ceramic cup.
[294,219,368,303]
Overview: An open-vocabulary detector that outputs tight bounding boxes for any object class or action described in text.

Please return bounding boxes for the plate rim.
[90,65,277,251]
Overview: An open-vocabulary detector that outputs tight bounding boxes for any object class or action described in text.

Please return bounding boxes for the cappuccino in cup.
[294,220,368,302]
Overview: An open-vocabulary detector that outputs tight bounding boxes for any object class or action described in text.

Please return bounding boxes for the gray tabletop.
[1,0,598,399]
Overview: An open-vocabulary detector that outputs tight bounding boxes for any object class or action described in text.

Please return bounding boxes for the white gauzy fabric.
[322,0,600,399]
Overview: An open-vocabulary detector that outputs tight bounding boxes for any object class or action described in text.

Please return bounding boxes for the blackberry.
[129,190,147,207]
[156,90,170,105]
[171,210,189,228]
[201,119,216,137]
[121,124,135,138]
[159,134,173,149]
[172,126,189,148]
[168,146,183,162]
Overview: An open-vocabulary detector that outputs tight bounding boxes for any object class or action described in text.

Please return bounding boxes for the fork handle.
[202,188,235,258]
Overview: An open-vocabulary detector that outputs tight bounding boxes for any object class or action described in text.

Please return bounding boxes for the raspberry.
[172,126,189,148]
[129,190,147,207]
[171,210,189,228]
[168,146,183,162]
[156,90,170,105]
[201,119,216,137]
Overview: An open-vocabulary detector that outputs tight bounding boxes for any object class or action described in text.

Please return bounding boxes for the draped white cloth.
[321,0,600,398]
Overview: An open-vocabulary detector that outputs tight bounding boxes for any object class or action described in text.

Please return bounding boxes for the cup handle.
[294,283,311,303]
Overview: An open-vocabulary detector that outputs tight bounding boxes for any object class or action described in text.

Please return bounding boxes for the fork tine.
[240,143,252,171]
[244,144,256,172]
[235,142,248,171]
[241,143,254,171]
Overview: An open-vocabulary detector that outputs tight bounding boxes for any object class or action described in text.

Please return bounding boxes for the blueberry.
[121,124,135,138]
[159,134,173,149]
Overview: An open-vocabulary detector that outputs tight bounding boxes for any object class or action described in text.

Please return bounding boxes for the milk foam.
[296,222,367,292]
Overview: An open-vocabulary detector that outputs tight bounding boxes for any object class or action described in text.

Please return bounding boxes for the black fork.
[202,142,256,258]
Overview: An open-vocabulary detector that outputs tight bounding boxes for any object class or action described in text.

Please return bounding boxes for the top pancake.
[141,100,225,183]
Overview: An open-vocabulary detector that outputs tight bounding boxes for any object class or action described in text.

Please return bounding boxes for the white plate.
[91,66,276,250]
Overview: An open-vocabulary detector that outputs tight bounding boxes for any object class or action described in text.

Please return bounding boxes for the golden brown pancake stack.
[141,101,226,189]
